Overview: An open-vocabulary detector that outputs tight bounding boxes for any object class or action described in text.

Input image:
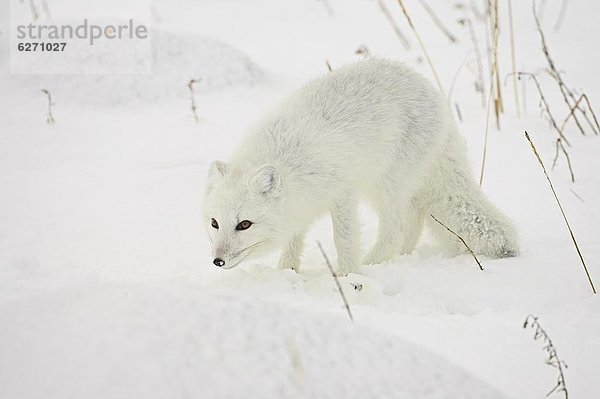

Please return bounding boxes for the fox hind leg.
[362,194,423,265]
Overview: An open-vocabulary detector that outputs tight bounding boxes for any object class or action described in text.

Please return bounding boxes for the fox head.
[203,160,284,269]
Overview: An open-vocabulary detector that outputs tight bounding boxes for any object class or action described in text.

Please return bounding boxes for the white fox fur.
[204,59,519,275]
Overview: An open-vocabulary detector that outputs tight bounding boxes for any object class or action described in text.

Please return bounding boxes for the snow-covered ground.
[1,0,599,398]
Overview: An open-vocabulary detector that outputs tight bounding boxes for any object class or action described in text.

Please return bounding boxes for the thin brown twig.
[569,188,584,203]
[558,93,585,135]
[316,242,354,321]
[375,0,411,50]
[429,214,484,271]
[533,2,598,136]
[524,131,596,294]
[517,72,570,146]
[551,138,575,183]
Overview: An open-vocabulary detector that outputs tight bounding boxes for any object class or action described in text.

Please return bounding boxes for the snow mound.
[0,280,508,399]
[3,28,265,106]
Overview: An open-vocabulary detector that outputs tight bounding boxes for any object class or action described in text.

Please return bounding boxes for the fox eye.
[236,220,252,231]
[211,218,219,229]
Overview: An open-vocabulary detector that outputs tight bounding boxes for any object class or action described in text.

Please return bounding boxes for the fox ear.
[207,161,228,191]
[251,164,281,196]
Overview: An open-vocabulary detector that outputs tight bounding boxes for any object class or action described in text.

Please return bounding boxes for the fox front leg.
[278,231,306,272]
[330,194,360,276]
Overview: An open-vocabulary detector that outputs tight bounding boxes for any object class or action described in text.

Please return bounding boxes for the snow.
[1,0,599,398]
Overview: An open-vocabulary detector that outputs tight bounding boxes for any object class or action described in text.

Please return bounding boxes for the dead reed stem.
[376,0,411,50]
[507,0,521,117]
[417,0,458,43]
[316,242,354,321]
[490,0,503,129]
[517,72,570,146]
[396,0,445,94]
[524,131,596,294]
[429,214,484,271]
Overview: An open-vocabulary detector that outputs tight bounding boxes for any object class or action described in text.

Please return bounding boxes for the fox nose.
[213,258,225,267]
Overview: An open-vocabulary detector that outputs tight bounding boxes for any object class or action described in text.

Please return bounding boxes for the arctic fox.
[204,59,518,275]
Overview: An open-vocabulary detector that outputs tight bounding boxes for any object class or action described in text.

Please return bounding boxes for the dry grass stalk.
[458,17,486,107]
[40,89,55,124]
[482,1,493,76]
[417,0,458,43]
[524,131,596,294]
[490,0,504,128]
[187,78,201,123]
[507,0,521,117]
[325,59,333,72]
[469,0,486,21]
[523,315,569,399]
[396,0,445,94]
[551,138,575,183]
[533,3,599,136]
[448,56,471,104]
[316,242,354,321]
[429,214,484,271]
[376,0,411,50]
[517,72,570,146]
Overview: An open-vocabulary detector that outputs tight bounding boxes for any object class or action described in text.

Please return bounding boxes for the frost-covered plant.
[523,315,568,399]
